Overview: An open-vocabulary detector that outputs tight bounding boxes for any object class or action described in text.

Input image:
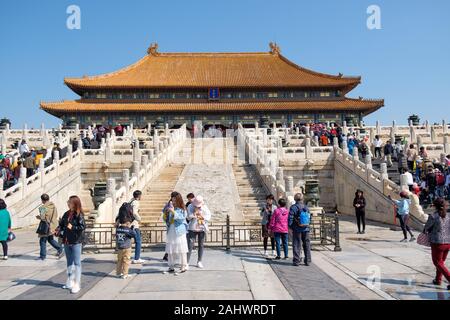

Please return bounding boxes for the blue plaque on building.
[208,88,220,100]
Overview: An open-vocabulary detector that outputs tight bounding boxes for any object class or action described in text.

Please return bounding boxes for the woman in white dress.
[162,192,188,274]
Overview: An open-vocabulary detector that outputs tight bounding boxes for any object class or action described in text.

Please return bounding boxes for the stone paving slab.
[322,216,450,300]
[267,258,357,300]
[13,257,116,300]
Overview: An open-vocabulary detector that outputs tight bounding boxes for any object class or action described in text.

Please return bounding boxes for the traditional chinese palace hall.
[41,43,384,129]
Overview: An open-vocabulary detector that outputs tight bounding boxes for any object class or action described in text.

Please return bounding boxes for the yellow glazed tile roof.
[64,44,361,90]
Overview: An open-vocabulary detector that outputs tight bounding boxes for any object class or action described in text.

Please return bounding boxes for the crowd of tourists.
[0,140,67,190]
[260,193,312,266]
[368,135,450,206]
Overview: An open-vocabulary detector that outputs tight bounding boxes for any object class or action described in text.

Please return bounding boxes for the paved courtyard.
[0,217,449,300]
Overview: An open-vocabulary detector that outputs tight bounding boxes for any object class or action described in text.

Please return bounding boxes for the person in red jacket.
[268,198,289,260]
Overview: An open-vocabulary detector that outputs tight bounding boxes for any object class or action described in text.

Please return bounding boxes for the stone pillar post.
[305,137,312,159]
[380,163,389,180]
[443,120,448,134]
[409,126,416,144]
[444,136,450,154]
[376,120,381,135]
[342,121,348,135]
[22,123,28,142]
[132,160,140,178]
[353,147,359,160]
[365,153,372,169]
[392,120,397,135]
[431,126,437,143]
[262,129,268,147]
[122,169,130,198]
[141,154,149,169]
[20,166,27,198]
[390,127,395,147]
[148,149,155,163]
[369,128,375,144]
[40,123,45,137]
[165,123,170,137]
[425,120,430,133]
[107,178,116,197]
[53,150,60,163]
[417,135,423,149]
[147,123,152,134]
[285,176,294,196]
[333,137,339,148]
[342,140,348,154]
[304,125,310,137]
[314,135,319,146]
[295,127,300,135]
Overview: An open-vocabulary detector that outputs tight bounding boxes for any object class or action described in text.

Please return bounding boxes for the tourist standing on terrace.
[260,194,277,257]
[23,152,35,178]
[163,192,188,274]
[373,135,383,159]
[424,198,450,290]
[57,196,85,294]
[18,140,29,156]
[353,190,366,234]
[0,199,11,260]
[36,194,63,260]
[187,195,211,269]
[388,192,415,242]
[129,190,144,264]
[406,144,418,171]
[384,140,394,167]
[289,193,311,266]
[269,198,289,260]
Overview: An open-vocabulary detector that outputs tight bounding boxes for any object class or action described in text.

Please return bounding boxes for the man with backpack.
[115,190,143,264]
[288,193,312,266]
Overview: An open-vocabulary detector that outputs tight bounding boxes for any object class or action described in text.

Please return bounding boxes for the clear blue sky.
[1,0,449,128]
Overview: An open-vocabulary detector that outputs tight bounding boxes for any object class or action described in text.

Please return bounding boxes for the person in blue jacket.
[388,191,416,242]
[289,193,311,266]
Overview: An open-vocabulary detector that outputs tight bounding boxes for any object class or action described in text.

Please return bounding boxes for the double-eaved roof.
[41,43,384,116]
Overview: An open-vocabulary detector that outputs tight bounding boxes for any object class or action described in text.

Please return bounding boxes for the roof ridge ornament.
[269,42,280,55]
[147,42,159,56]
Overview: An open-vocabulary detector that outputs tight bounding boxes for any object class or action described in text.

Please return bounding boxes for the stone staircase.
[139,164,185,224]
[232,163,267,222]
[372,157,401,184]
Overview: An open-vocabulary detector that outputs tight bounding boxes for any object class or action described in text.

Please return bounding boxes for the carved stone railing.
[94,125,187,223]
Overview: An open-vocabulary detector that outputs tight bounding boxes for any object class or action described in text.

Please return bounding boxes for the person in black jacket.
[353,190,366,234]
[57,195,85,294]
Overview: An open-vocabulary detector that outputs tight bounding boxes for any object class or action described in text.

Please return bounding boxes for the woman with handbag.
[260,194,277,257]
[162,192,189,274]
[424,198,450,290]
[36,194,63,260]
[0,199,12,260]
[56,195,85,294]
